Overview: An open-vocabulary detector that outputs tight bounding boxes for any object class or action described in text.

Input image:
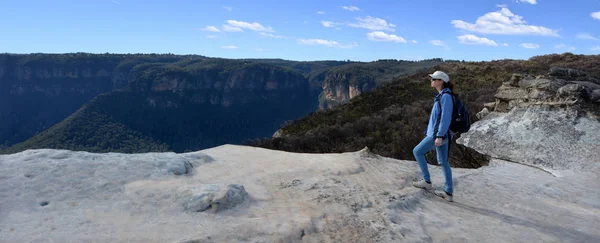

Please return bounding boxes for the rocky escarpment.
[458,67,600,175]
[0,53,188,148]
[0,54,321,151]
[2,58,323,153]
[129,61,311,108]
[0,55,128,95]
[317,59,444,110]
[319,72,375,110]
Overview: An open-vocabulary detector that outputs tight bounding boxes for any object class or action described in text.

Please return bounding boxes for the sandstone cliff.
[317,59,443,110]
[128,61,311,107]
[0,54,133,147]
[0,54,318,150]
[319,72,374,109]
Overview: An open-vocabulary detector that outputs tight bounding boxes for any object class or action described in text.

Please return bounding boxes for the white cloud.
[412,40,418,44]
[555,44,576,51]
[592,11,600,20]
[451,6,559,36]
[342,5,360,11]
[516,0,537,4]
[221,45,238,49]
[457,34,498,46]
[321,21,336,28]
[206,35,217,39]
[366,31,406,43]
[520,43,540,49]
[226,20,275,32]
[297,39,358,48]
[503,43,509,46]
[576,33,598,40]
[317,11,325,15]
[348,16,396,32]
[222,25,243,32]
[591,46,600,51]
[202,26,221,32]
[260,32,286,39]
[429,40,446,46]
[223,6,232,11]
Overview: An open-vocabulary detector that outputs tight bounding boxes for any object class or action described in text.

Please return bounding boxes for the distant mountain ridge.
[1,53,441,153]
[1,58,316,153]
[0,53,195,148]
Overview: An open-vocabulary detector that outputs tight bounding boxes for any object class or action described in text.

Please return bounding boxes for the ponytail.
[443,81,455,96]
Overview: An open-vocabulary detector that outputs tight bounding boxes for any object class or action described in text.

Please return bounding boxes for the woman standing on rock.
[412,70,454,202]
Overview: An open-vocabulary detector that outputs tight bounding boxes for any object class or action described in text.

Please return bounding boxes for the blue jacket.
[426,88,454,139]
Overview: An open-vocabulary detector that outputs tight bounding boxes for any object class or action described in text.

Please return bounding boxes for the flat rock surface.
[1,145,599,242]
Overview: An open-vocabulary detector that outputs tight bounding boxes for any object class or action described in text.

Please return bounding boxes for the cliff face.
[0,54,319,150]
[5,67,123,95]
[319,72,375,110]
[1,55,321,153]
[0,54,129,147]
[317,59,443,110]
[131,62,310,108]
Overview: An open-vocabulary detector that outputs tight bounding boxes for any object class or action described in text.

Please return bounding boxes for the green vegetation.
[2,97,171,154]
[2,86,315,153]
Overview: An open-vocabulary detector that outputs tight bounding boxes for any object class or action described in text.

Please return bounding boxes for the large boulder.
[460,68,600,175]
[557,84,592,100]
[548,67,588,80]
[568,81,600,90]
[457,106,600,174]
[591,90,600,102]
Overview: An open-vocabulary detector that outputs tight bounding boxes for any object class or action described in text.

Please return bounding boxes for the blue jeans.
[413,136,453,194]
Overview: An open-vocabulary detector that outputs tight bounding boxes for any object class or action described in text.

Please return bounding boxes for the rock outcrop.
[179,184,248,213]
[458,68,600,175]
[319,73,374,110]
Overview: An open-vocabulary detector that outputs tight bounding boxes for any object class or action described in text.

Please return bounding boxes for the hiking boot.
[412,179,432,190]
[434,190,453,202]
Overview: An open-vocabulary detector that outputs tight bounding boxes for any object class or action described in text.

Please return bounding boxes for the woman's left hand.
[435,138,443,147]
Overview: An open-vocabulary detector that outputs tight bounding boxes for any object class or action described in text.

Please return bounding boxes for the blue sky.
[1,0,599,61]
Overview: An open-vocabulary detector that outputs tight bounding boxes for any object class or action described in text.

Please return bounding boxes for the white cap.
[429,71,450,83]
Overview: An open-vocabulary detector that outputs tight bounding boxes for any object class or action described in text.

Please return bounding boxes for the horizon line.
[1,51,592,63]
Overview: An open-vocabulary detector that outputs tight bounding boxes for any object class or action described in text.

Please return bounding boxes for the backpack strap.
[434,91,455,140]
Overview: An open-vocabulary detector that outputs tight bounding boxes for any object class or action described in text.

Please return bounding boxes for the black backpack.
[437,91,471,134]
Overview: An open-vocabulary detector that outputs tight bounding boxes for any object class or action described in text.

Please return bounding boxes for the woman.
[412,70,454,202]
